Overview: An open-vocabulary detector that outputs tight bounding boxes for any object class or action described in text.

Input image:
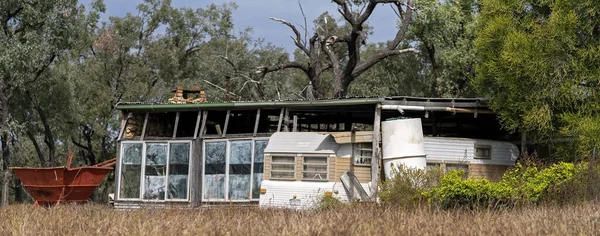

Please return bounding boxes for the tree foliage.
[473,0,600,159]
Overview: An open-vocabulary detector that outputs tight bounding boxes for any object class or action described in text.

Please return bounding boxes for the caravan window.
[475,145,492,159]
[271,156,295,180]
[302,157,328,181]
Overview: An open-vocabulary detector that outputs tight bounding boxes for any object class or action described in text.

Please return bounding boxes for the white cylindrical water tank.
[381,118,427,179]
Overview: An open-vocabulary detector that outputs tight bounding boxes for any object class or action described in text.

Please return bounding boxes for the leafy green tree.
[0,0,102,206]
[473,0,600,160]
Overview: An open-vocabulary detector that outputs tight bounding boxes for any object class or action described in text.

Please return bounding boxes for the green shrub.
[425,162,581,209]
[425,170,514,210]
[315,192,346,210]
[501,162,576,202]
[544,162,600,204]
[379,164,443,209]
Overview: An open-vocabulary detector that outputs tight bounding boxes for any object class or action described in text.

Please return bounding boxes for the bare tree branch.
[256,61,309,75]
[269,17,310,56]
[353,48,419,77]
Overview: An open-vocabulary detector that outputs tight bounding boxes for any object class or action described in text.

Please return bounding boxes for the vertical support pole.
[117,111,129,141]
[283,108,290,132]
[173,112,180,138]
[193,110,202,139]
[190,139,203,207]
[370,105,381,200]
[292,115,298,132]
[277,108,284,132]
[222,110,230,138]
[253,109,261,137]
[140,112,149,140]
[349,127,356,201]
[199,111,208,137]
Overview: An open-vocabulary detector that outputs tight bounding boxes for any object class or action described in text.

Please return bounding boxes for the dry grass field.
[1,202,599,235]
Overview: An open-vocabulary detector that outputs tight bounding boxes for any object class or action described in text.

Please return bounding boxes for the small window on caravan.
[271,156,295,180]
[475,145,492,159]
[302,157,328,181]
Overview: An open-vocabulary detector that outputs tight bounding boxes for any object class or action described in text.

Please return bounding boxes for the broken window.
[202,139,268,201]
[117,141,191,201]
[119,143,142,199]
[228,140,252,200]
[353,143,372,166]
[204,141,226,200]
[302,157,328,181]
[143,143,167,200]
[271,156,295,180]
[168,143,190,199]
[252,140,268,199]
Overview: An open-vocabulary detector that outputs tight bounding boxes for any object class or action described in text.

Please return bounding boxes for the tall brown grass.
[1,202,598,235]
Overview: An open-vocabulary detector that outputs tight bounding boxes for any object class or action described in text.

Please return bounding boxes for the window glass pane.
[229,140,252,200]
[272,163,295,171]
[272,156,294,163]
[303,157,327,164]
[303,157,328,181]
[272,171,295,179]
[252,140,268,199]
[475,147,491,159]
[144,143,167,200]
[302,172,328,180]
[168,143,190,200]
[120,143,142,199]
[204,141,226,199]
[354,143,372,165]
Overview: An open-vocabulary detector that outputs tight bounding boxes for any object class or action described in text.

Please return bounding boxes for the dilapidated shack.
[113,96,519,209]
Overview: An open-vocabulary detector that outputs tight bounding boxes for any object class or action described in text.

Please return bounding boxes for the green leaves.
[474,0,600,153]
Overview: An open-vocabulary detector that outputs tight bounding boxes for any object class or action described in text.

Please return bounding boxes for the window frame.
[353,142,373,166]
[301,155,329,182]
[474,145,492,159]
[116,140,192,202]
[202,138,269,202]
[270,155,297,181]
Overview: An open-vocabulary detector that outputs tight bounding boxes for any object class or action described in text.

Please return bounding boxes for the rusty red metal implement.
[11,150,116,207]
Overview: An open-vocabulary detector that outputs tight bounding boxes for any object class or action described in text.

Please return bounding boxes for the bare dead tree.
[256,0,418,98]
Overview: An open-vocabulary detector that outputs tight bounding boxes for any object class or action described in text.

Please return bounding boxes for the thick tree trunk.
[1,95,12,206]
[1,133,11,207]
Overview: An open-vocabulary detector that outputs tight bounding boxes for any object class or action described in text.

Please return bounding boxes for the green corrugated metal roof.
[115,97,384,112]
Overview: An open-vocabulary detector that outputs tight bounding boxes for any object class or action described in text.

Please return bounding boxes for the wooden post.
[277,108,284,132]
[199,111,208,137]
[173,112,180,138]
[253,109,261,137]
[283,108,290,132]
[117,111,129,141]
[193,110,202,139]
[292,115,298,132]
[140,112,149,140]
[370,105,381,200]
[222,110,230,138]
[190,139,203,207]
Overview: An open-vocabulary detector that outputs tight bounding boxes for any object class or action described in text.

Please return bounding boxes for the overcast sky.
[86,0,400,53]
